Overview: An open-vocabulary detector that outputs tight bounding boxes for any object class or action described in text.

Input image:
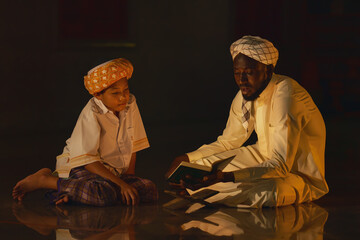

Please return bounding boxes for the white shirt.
[187,74,328,199]
[55,94,149,178]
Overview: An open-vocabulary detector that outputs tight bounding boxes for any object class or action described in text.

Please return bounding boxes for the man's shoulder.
[273,74,295,86]
[273,74,304,95]
[231,90,244,110]
[272,74,316,112]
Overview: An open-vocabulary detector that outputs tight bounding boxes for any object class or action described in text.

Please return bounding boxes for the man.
[165,36,328,208]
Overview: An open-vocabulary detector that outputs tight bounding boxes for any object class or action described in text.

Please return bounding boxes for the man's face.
[233,53,271,101]
[95,77,130,114]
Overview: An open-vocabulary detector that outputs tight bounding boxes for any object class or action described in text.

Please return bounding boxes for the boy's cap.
[84,58,133,95]
[230,36,279,67]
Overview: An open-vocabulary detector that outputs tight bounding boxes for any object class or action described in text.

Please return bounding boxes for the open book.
[167,155,235,184]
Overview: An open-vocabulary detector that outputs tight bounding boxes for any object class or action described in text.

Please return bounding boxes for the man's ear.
[266,65,274,80]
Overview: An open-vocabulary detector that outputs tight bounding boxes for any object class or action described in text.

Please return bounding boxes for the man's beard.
[241,77,271,101]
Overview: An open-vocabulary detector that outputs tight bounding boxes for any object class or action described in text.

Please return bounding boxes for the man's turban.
[230,36,279,67]
[84,58,133,95]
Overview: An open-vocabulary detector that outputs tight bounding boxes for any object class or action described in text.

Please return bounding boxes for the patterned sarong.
[48,167,158,206]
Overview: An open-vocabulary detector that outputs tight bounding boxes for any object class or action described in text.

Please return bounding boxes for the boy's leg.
[120,175,158,203]
[12,168,58,201]
[50,168,158,206]
[54,167,120,206]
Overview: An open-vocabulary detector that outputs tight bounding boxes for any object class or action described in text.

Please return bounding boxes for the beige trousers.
[189,144,311,208]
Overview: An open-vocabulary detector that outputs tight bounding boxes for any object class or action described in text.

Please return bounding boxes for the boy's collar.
[93,97,131,115]
[93,97,111,114]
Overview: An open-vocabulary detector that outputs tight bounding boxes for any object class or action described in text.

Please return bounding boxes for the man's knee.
[246,178,297,207]
[269,178,297,207]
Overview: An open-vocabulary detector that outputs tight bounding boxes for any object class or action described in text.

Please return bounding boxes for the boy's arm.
[85,161,139,205]
[125,153,136,175]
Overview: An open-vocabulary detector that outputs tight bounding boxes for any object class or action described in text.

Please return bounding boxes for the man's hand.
[165,154,190,179]
[165,155,235,192]
[181,170,235,191]
[165,154,190,194]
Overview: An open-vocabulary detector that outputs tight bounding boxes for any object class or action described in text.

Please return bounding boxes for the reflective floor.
[1,115,359,239]
[1,195,359,239]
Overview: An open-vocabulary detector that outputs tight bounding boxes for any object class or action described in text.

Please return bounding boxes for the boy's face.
[95,78,130,114]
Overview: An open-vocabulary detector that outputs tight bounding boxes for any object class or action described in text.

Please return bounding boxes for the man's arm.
[85,161,139,205]
[177,170,235,191]
[180,81,312,190]
[165,93,249,188]
[165,154,235,191]
[187,92,251,162]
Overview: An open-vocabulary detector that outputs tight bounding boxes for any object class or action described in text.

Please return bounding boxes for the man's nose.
[239,73,248,83]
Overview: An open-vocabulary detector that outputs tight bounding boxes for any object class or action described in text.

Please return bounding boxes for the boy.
[13,58,158,206]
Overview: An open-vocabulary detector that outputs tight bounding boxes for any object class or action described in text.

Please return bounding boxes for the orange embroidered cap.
[84,58,134,95]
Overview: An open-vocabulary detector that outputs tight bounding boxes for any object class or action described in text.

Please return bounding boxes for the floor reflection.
[11,198,328,239]
[12,202,157,240]
[164,203,328,239]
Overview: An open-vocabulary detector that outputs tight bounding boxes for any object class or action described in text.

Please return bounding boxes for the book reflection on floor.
[164,203,328,239]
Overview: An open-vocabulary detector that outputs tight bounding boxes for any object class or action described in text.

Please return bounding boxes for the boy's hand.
[119,182,139,206]
[84,161,140,205]
[165,154,190,179]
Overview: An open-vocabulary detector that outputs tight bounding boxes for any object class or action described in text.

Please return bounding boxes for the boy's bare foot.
[55,195,69,205]
[12,168,55,201]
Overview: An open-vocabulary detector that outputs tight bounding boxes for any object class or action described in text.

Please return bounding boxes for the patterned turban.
[230,36,279,67]
[84,58,133,95]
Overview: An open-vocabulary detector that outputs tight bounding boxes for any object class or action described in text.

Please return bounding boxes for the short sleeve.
[66,101,102,169]
[131,100,150,152]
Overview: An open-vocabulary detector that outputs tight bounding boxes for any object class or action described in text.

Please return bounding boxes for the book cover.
[167,155,235,184]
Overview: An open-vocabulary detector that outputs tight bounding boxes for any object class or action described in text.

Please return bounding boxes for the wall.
[0,0,359,173]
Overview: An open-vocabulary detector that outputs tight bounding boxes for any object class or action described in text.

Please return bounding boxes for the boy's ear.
[94,92,102,100]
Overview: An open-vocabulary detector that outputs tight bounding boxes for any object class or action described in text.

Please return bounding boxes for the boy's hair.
[84,58,133,95]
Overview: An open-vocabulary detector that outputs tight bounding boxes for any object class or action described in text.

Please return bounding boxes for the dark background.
[1,0,359,201]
